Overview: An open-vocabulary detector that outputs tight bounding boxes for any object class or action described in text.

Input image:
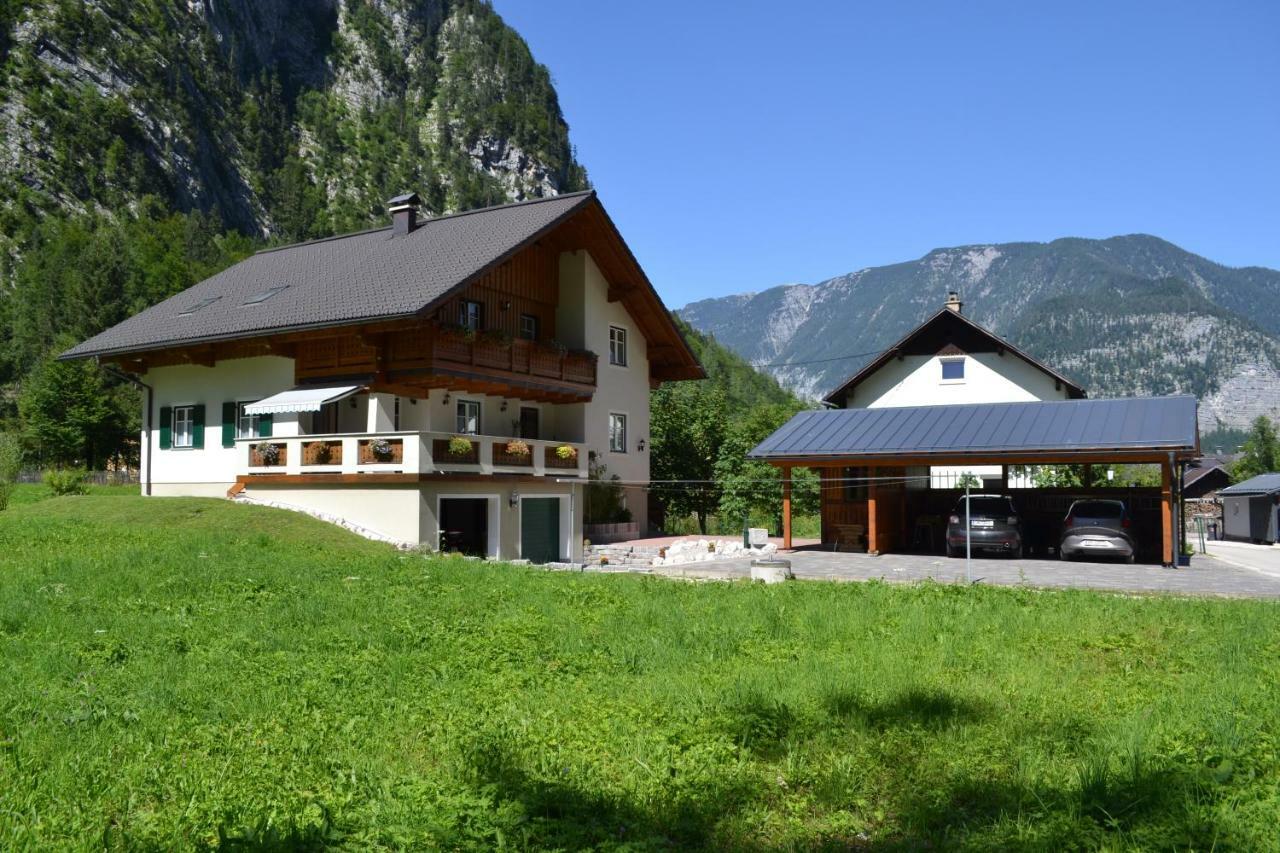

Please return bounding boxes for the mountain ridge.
[679,234,1280,432]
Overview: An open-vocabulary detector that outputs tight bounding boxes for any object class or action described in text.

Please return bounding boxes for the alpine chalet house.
[750,293,1199,565]
[63,191,703,562]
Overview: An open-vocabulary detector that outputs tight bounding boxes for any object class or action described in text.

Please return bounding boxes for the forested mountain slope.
[0,0,587,465]
[680,235,1280,432]
[0,0,585,249]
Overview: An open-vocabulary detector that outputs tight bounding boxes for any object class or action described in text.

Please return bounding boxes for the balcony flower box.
[303,440,342,466]
[545,445,579,470]
[494,439,533,467]
[434,437,479,465]
[358,438,403,464]
[251,443,287,467]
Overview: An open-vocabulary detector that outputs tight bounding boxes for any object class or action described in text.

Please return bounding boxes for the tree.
[715,403,818,532]
[1232,416,1280,482]
[18,353,127,469]
[649,382,728,534]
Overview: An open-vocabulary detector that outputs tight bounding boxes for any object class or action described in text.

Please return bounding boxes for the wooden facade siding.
[433,244,558,341]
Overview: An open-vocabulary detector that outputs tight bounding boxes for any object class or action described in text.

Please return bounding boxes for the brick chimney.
[388,192,420,236]
[944,291,963,313]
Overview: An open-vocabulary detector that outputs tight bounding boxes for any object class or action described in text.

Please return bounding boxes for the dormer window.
[941,357,965,381]
[459,300,483,331]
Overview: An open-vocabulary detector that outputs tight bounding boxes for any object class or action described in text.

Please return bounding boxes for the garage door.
[522,498,560,563]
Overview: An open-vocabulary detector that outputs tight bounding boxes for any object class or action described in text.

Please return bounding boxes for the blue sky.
[493,1,1280,307]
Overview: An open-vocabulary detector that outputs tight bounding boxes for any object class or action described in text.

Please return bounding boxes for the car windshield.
[959,497,1014,517]
[1071,501,1123,518]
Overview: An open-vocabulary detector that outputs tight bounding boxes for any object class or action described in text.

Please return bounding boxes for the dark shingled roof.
[749,396,1199,460]
[62,191,597,360]
[1220,474,1280,497]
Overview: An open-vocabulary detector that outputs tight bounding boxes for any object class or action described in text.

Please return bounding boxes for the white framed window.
[456,400,481,434]
[519,314,539,341]
[609,326,628,366]
[236,403,260,439]
[459,300,483,331]
[941,357,965,382]
[174,406,195,448]
[609,412,628,453]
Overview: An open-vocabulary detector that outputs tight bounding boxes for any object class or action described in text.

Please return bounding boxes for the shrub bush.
[44,468,89,496]
[0,434,21,510]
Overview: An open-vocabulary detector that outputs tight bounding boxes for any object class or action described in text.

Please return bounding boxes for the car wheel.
[1124,553,1135,565]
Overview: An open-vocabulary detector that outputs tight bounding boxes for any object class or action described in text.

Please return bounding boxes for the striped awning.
[243,385,363,415]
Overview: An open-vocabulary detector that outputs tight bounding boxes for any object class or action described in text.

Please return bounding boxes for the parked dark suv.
[946,494,1023,558]
[1060,499,1135,563]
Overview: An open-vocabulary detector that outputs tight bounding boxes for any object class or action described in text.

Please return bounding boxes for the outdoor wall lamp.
[442,392,451,405]
[509,490,520,508]
[500,399,508,412]
[637,438,647,452]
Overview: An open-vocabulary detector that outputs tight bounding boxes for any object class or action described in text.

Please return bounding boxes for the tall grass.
[1,493,1278,848]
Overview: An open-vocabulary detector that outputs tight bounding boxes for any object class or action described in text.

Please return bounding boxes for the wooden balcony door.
[519,407,540,440]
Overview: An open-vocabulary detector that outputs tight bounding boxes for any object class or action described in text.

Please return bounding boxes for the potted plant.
[311,442,332,465]
[555,444,577,462]
[370,438,394,462]
[259,443,281,466]
[504,439,531,458]
[447,435,474,458]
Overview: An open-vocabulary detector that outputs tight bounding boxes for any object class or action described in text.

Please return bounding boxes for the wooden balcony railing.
[240,432,588,478]
[427,328,598,387]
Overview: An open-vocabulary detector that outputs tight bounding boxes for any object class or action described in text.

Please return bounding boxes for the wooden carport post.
[867,465,879,555]
[781,465,792,550]
[1161,458,1174,566]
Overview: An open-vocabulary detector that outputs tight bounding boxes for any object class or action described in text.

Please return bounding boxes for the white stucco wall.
[144,356,298,493]
[555,250,651,531]
[849,351,1071,409]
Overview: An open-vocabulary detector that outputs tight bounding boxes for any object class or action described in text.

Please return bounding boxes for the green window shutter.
[192,405,206,449]
[222,402,237,448]
[159,406,172,450]
[257,413,273,437]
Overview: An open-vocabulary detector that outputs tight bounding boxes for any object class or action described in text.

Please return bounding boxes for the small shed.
[1220,474,1280,544]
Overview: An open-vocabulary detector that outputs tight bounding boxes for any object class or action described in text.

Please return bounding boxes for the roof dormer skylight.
[241,285,289,306]
[177,295,221,316]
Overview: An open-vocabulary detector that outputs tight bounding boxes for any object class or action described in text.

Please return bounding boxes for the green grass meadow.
[2,490,1279,849]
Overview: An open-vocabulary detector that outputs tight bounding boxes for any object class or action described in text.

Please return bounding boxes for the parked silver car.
[1060,499,1135,563]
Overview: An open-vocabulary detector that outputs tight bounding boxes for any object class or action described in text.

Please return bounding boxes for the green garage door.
[522,498,560,564]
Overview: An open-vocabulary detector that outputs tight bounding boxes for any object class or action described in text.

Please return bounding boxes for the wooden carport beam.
[781,465,792,550]
[1161,460,1174,566]
[867,466,880,555]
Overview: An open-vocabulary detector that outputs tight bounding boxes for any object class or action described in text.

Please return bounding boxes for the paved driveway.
[590,548,1280,598]
[1204,540,1280,579]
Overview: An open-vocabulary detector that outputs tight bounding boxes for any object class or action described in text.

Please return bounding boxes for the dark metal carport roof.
[749,396,1199,461]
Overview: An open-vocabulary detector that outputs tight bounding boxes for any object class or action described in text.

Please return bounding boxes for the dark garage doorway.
[521,497,561,563]
[440,498,488,556]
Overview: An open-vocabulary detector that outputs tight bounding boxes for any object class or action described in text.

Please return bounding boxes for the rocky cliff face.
[0,0,585,244]
[680,236,1280,433]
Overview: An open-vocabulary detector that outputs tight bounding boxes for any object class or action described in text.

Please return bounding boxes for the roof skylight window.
[241,285,289,306]
[177,295,221,316]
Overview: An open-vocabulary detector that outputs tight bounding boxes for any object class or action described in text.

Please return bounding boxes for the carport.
[750,396,1200,566]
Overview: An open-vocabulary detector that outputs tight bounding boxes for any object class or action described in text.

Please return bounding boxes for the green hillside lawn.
[2,495,1279,850]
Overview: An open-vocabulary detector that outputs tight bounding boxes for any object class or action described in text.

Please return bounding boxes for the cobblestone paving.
[586,549,1280,598]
